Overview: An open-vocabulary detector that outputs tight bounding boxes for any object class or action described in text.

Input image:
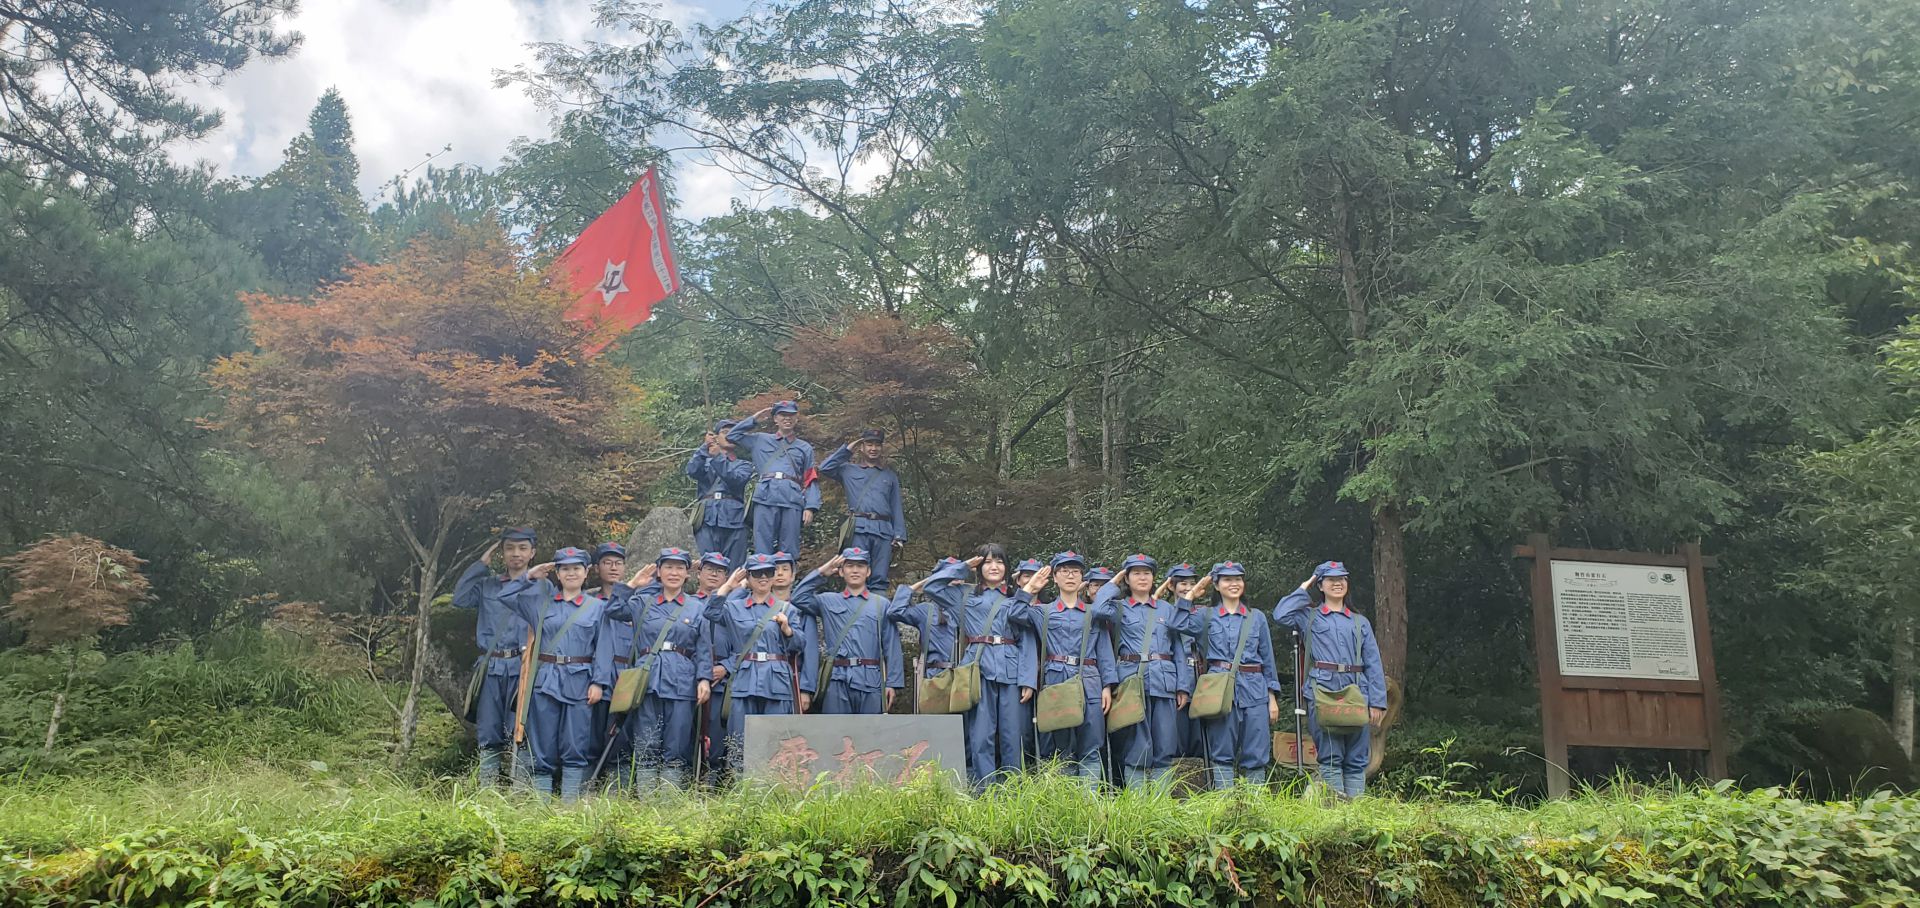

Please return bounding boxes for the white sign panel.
[1550,560,1699,681]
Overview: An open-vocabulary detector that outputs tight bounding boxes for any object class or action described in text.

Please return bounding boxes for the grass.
[1,768,1915,906]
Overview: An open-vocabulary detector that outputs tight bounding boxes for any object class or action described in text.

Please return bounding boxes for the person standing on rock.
[727,401,818,560]
[688,419,752,570]
[817,428,907,591]
[451,527,538,786]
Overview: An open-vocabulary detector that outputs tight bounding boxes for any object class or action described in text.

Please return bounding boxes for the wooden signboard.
[1515,534,1727,797]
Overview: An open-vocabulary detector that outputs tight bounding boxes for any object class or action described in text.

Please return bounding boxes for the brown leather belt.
[737,652,790,664]
[1208,660,1263,673]
[642,643,684,656]
[1313,660,1364,673]
[832,657,881,667]
[487,647,523,659]
[1119,653,1175,663]
[538,654,593,665]
[966,635,1015,646]
[924,660,952,670]
[1047,655,1097,667]
[612,656,632,667]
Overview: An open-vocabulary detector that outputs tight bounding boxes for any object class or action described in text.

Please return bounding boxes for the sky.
[171,0,760,222]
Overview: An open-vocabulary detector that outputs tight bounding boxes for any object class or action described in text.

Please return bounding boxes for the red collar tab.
[1319,604,1351,616]
[554,593,585,605]
[1217,603,1247,616]
[1055,599,1085,612]
[1127,597,1154,607]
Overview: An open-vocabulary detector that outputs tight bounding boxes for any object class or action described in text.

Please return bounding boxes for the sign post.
[1515,534,1727,796]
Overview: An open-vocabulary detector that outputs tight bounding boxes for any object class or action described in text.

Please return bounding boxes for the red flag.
[556,167,680,352]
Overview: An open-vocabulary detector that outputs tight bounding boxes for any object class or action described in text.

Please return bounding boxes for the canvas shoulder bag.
[1188,607,1259,720]
[1035,604,1097,733]
[1105,601,1160,732]
[920,590,1003,715]
[610,596,696,714]
[1309,615,1371,731]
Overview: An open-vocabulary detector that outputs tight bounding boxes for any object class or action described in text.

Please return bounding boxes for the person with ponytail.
[1273,561,1387,799]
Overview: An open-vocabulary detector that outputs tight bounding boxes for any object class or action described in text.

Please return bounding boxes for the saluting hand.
[1187,576,1214,601]
[964,555,984,569]
[718,567,748,596]
[818,554,845,577]
[480,541,499,567]
[1020,566,1054,596]
[1153,577,1172,601]
[527,562,556,581]
[753,406,773,421]
[626,562,658,588]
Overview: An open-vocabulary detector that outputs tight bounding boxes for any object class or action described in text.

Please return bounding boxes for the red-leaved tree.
[1,534,148,752]
[212,223,647,764]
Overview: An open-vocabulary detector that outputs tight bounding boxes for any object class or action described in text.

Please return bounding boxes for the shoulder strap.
[1074,601,1096,663]
[734,599,790,667]
[1227,606,1259,667]
[539,598,599,656]
[640,596,698,665]
[1140,600,1164,658]
[959,591,1010,666]
[819,593,880,693]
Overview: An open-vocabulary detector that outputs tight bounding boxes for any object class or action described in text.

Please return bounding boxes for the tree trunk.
[392,561,439,768]
[1063,384,1082,473]
[995,409,1013,483]
[1371,506,1409,685]
[44,646,76,753]
[1894,613,1915,758]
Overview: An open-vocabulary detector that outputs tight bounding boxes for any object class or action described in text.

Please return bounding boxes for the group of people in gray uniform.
[453,407,1388,802]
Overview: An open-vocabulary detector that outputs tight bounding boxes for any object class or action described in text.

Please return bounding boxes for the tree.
[241,89,371,290]
[1794,319,1920,756]
[0,0,299,642]
[1,534,149,752]
[210,223,649,763]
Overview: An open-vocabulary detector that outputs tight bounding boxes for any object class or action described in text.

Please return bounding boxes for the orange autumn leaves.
[211,225,651,525]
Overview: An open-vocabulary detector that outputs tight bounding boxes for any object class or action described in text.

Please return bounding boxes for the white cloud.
[170,0,753,222]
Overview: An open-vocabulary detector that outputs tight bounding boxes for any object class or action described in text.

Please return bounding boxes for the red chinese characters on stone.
[892,740,931,783]
[768,735,820,786]
[830,736,888,784]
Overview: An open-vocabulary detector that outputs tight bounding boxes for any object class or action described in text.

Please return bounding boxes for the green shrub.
[0,772,1913,906]
[0,629,460,778]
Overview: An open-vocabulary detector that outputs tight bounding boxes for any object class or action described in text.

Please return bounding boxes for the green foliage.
[0,629,459,778]
[0,774,1914,906]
